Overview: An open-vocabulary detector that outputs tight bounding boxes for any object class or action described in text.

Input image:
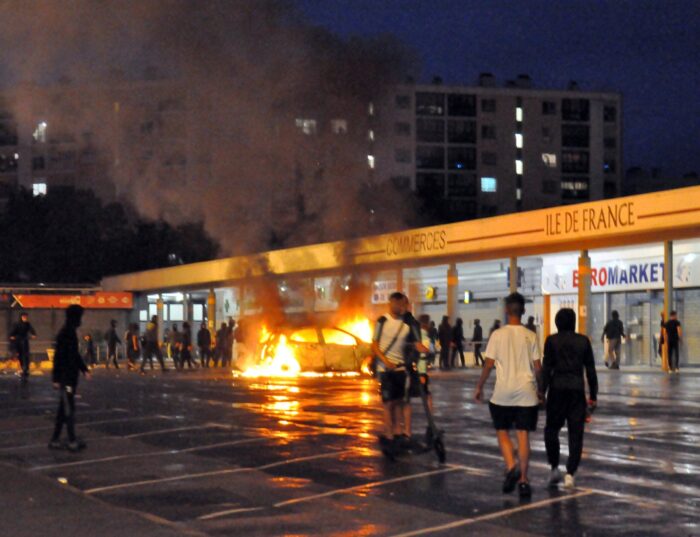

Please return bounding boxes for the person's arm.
[30,324,37,338]
[620,321,626,339]
[583,339,598,404]
[370,341,395,369]
[678,323,683,342]
[533,359,543,399]
[474,358,495,402]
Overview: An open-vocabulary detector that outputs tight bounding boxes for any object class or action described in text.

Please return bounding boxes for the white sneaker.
[564,473,575,489]
[548,468,562,487]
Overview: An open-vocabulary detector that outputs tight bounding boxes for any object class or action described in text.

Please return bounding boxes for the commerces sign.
[12,292,133,309]
[542,254,700,294]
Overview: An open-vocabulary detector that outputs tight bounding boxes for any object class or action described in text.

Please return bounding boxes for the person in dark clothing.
[9,312,36,379]
[49,305,89,452]
[224,318,236,368]
[180,322,195,369]
[105,320,121,369]
[665,311,683,373]
[489,319,501,338]
[472,319,484,367]
[602,310,625,369]
[197,322,212,368]
[541,308,598,489]
[437,316,452,370]
[451,318,466,368]
[170,324,182,370]
[658,312,666,359]
[125,323,141,370]
[141,316,167,374]
[526,316,537,334]
[213,322,229,367]
[82,334,96,367]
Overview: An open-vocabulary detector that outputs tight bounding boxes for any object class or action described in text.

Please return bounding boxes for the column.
[156,296,165,343]
[447,263,458,321]
[509,257,518,294]
[543,293,551,340]
[207,288,216,333]
[662,241,673,372]
[396,268,404,294]
[577,250,592,336]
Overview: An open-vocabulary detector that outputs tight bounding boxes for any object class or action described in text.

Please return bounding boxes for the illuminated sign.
[13,292,133,309]
[463,291,472,304]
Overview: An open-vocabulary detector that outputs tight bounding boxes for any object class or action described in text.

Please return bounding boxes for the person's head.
[555,308,576,332]
[670,310,678,319]
[418,314,430,329]
[130,322,138,332]
[527,316,535,325]
[611,310,619,320]
[430,320,436,328]
[201,322,207,330]
[389,291,407,317]
[221,322,227,329]
[494,320,501,328]
[229,318,236,327]
[65,305,84,328]
[504,292,525,320]
[183,321,190,331]
[83,334,90,340]
[110,319,117,327]
[20,312,28,322]
[456,317,463,326]
[172,324,178,331]
[660,311,666,320]
[474,319,480,326]
[441,315,449,325]
[151,315,158,324]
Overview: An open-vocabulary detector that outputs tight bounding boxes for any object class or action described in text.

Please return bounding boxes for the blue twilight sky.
[298,0,700,177]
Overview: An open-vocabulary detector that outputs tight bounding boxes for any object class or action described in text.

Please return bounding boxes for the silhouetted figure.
[170,324,182,369]
[451,318,466,368]
[601,310,625,369]
[197,323,212,368]
[180,322,195,369]
[665,311,683,373]
[82,334,96,367]
[141,316,167,373]
[438,316,452,370]
[526,316,537,334]
[10,312,36,380]
[472,319,484,367]
[105,320,121,368]
[125,323,141,370]
[214,322,229,367]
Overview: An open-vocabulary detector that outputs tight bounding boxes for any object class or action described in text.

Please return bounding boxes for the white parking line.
[87,449,356,495]
[31,437,266,471]
[0,413,166,435]
[388,490,595,537]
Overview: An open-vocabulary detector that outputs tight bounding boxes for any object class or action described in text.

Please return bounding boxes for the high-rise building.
[373,75,622,221]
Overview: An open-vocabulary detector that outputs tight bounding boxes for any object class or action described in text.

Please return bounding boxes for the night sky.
[299,0,700,178]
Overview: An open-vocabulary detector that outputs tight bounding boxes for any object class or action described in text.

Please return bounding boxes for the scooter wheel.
[434,437,446,463]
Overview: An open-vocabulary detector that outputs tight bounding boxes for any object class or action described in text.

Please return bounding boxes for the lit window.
[13,152,19,160]
[481,177,497,192]
[367,155,375,169]
[515,133,523,148]
[32,182,47,197]
[515,160,523,175]
[295,118,317,135]
[331,119,348,134]
[368,129,375,141]
[542,153,557,168]
[516,107,523,122]
[33,121,47,143]
[516,188,522,200]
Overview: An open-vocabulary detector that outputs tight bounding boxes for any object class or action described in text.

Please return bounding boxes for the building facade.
[373,75,622,221]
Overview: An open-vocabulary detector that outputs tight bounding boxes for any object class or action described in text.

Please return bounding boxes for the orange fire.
[337,316,373,343]
[241,333,301,378]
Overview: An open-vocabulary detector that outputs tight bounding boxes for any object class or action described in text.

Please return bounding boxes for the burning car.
[240,317,373,378]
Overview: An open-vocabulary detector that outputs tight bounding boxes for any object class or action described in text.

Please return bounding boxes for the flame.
[337,316,373,343]
[241,334,301,378]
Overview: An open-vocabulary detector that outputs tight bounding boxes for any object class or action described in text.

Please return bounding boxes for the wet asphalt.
[0,363,698,537]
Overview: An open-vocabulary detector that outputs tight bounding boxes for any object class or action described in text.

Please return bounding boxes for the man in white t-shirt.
[474,292,543,498]
[372,292,426,457]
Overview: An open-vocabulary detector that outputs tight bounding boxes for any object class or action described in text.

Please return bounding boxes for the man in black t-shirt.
[601,311,625,369]
[664,311,682,373]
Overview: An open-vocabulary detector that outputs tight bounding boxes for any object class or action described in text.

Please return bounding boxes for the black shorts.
[380,369,408,402]
[489,402,539,431]
[408,373,430,397]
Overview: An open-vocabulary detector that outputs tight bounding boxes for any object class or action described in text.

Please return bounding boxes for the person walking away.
[49,305,90,452]
[371,292,426,457]
[601,310,625,369]
[180,322,195,369]
[415,314,435,445]
[82,334,96,368]
[526,316,537,334]
[197,322,212,368]
[438,316,452,370]
[105,320,121,369]
[213,322,228,368]
[658,311,666,363]
[10,312,36,380]
[541,308,598,489]
[225,318,236,368]
[474,293,543,498]
[451,318,466,368]
[141,316,167,374]
[472,319,484,367]
[125,323,140,370]
[665,311,682,374]
[169,324,182,370]
[428,321,438,366]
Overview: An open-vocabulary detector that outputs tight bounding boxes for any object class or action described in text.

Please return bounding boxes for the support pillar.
[396,268,404,294]
[207,288,216,334]
[577,250,592,336]
[543,294,551,340]
[509,257,518,294]
[447,263,459,322]
[662,241,673,372]
[156,296,165,343]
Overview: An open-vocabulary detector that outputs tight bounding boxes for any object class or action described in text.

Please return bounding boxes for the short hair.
[611,310,619,319]
[474,319,480,324]
[389,291,406,302]
[555,308,576,332]
[670,310,677,316]
[505,292,525,317]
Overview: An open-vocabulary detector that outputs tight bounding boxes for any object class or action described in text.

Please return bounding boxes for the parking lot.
[1,366,699,536]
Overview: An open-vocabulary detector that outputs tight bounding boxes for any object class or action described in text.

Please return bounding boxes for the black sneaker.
[518,482,532,498]
[502,466,521,493]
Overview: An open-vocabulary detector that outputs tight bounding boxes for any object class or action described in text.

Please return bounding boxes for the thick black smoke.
[0,0,418,255]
